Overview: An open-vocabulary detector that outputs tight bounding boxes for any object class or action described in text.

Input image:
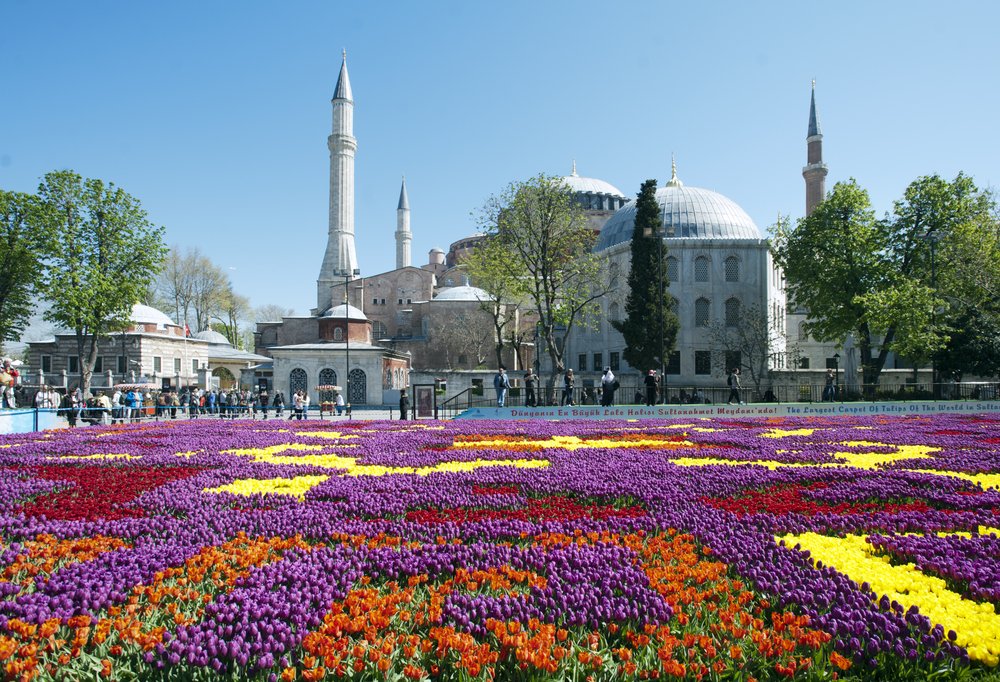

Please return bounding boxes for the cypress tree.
[612,179,679,373]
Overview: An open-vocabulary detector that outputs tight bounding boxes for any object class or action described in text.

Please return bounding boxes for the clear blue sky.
[3,1,998,319]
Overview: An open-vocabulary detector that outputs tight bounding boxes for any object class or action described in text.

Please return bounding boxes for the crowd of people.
[10,384,349,426]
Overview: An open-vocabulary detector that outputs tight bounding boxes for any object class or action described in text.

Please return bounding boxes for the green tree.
[772,174,995,388]
[0,190,50,344]
[479,175,608,400]
[462,235,530,369]
[705,302,786,398]
[35,170,167,396]
[611,179,679,374]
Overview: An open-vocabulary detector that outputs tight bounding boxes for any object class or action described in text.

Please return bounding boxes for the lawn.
[1,414,999,680]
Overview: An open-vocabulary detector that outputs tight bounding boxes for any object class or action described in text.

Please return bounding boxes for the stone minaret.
[316,51,360,312]
[802,80,828,216]
[395,176,411,269]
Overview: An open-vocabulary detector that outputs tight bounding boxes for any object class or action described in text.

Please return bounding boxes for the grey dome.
[193,329,231,345]
[561,162,625,198]
[323,303,367,321]
[434,285,491,302]
[131,304,175,328]
[596,184,761,250]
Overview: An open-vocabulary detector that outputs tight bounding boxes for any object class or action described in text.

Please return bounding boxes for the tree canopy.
[0,190,50,345]
[479,175,608,393]
[35,170,167,395]
[771,174,999,386]
[611,179,679,374]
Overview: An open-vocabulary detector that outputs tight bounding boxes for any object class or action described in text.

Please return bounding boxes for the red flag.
[184,323,191,337]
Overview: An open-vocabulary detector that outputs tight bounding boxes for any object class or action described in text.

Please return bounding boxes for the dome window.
[695,257,710,283]
[334,328,343,341]
[725,256,740,282]
[695,298,711,327]
[666,257,679,283]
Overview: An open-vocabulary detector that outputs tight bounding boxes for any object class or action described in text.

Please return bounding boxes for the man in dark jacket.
[644,370,658,406]
[399,389,410,420]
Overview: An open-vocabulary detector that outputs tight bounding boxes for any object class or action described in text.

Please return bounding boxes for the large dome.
[561,162,625,198]
[596,179,761,250]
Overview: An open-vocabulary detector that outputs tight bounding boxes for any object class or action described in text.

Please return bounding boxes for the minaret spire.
[570,159,578,177]
[316,51,360,312]
[665,153,683,188]
[396,176,412,269]
[802,80,828,216]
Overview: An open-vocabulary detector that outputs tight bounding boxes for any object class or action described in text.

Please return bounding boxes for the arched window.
[725,297,741,327]
[609,302,621,322]
[319,368,337,387]
[695,298,711,327]
[725,256,740,282]
[666,256,679,283]
[289,368,307,396]
[669,296,680,316]
[695,256,710,282]
[372,320,388,339]
[609,262,620,289]
[333,327,343,341]
[798,321,809,341]
[348,368,366,404]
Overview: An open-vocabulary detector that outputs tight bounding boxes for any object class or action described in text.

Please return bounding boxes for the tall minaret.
[802,80,828,216]
[316,50,360,312]
[395,176,411,269]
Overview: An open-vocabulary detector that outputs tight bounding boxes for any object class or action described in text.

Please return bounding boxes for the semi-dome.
[323,303,367,321]
[434,285,491,302]
[596,172,761,250]
[192,329,231,345]
[131,304,175,328]
[561,162,625,198]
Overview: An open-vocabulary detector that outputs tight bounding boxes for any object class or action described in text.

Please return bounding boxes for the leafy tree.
[212,284,251,348]
[771,175,993,388]
[462,235,530,369]
[479,175,609,399]
[611,179,679,374]
[0,190,50,343]
[34,170,167,396]
[934,307,1000,380]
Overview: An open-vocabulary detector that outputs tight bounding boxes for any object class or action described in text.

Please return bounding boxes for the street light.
[922,230,941,398]
[336,268,361,419]
[644,226,666,403]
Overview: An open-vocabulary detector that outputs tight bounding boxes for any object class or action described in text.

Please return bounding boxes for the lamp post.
[336,268,360,418]
[923,230,941,398]
[833,353,840,402]
[644,226,666,403]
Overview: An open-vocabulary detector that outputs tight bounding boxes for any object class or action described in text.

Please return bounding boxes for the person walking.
[562,369,575,406]
[493,366,510,407]
[727,367,743,405]
[335,391,346,416]
[523,370,537,407]
[399,389,410,420]
[644,370,658,406]
[822,369,836,402]
[600,367,618,407]
[272,391,284,417]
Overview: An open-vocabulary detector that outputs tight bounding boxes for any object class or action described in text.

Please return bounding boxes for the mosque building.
[253,54,859,405]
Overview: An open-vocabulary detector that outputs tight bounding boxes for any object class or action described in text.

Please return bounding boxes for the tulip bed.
[1,414,999,681]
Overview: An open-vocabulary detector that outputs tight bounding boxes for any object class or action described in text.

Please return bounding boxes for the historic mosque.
[250,54,842,403]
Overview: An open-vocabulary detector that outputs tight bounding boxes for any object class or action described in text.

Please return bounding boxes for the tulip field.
[1,414,999,681]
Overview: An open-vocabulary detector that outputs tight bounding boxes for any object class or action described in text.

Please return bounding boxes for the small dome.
[324,303,367,321]
[192,329,231,345]
[561,162,625,198]
[430,246,445,254]
[434,285,491,302]
[131,304,175,328]
[596,183,761,250]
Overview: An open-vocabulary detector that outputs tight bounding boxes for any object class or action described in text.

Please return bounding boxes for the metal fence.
[437,380,1000,417]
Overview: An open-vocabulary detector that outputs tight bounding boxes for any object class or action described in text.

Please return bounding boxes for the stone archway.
[212,366,236,389]
[289,368,307,397]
